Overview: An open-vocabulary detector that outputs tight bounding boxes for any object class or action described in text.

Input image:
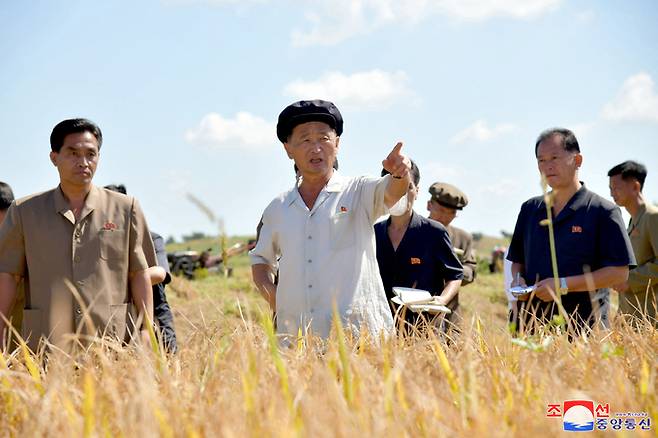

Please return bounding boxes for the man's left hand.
[382,142,411,179]
[533,278,559,302]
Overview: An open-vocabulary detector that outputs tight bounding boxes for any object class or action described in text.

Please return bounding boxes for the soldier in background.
[608,160,658,326]
[427,182,477,286]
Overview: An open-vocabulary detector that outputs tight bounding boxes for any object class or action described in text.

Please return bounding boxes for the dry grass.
[1,261,656,437]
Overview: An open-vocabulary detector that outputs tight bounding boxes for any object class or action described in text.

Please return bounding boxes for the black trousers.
[153,283,178,353]
[515,292,594,335]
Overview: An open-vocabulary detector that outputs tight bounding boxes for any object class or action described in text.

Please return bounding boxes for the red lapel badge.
[340,206,348,212]
[571,225,583,233]
[410,257,421,265]
[103,221,117,231]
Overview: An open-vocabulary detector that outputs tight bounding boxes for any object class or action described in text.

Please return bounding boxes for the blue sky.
[2,0,657,244]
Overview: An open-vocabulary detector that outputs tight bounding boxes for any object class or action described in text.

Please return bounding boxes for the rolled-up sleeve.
[0,203,26,276]
[599,206,636,269]
[128,197,156,273]
[507,202,528,265]
[628,211,658,291]
[250,203,279,268]
[437,229,464,282]
[152,233,172,284]
[360,175,391,224]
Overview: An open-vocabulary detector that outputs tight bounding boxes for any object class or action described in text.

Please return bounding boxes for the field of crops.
[0,249,656,437]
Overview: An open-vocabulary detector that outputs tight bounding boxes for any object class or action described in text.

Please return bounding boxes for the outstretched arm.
[382,142,412,208]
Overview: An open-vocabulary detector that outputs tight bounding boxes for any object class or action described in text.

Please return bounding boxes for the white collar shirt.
[250,171,394,339]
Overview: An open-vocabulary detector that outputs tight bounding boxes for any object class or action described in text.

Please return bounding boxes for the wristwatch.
[558,277,568,295]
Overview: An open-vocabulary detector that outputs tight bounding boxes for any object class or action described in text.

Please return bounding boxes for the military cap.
[429,182,468,210]
[277,100,343,143]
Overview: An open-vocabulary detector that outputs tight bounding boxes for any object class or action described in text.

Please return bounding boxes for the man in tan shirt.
[609,160,658,325]
[427,182,477,285]
[426,182,476,334]
[0,119,156,351]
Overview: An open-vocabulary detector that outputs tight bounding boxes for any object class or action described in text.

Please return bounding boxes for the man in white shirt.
[250,100,411,339]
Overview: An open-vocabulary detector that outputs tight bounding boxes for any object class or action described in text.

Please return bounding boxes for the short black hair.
[50,118,103,153]
[608,160,647,190]
[381,159,420,187]
[0,181,14,211]
[535,128,580,157]
[104,184,127,194]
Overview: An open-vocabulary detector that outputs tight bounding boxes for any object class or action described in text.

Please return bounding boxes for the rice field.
[0,254,656,437]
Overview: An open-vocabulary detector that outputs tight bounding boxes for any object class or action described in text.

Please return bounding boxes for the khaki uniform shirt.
[0,185,156,350]
[627,203,658,294]
[5,280,25,348]
[447,225,476,286]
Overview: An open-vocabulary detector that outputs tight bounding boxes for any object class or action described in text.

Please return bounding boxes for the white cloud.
[435,0,562,21]
[165,0,264,5]
[292,0,561,47]
[450,120,518,144]
[602,72,658,123]
[569,122,595,137]
[421,161,466,182]
[478,178,521,196]
[575,9,595,24]
[185,112,276,149]
[284,70,413,109]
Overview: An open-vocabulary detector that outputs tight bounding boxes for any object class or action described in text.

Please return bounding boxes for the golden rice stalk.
[639,358,650,397]
[539,175,570,329]
[331,304,354,407]
[154,407,174,438]
[394,370,409,412]
[240,350,258,416]
[19,341,43,396]
[0,353,16,423]
[382,340,394,417]
[261,312,302,432]
[475,317,488,355]
[82,370,95,438]
[296,327,304,356]
[431,340,459,398]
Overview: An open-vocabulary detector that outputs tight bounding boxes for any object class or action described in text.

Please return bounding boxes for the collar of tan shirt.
[53,184,101,224]
[629,203,647,233]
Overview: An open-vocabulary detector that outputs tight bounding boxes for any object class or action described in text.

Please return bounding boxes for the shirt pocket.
[99,231,125,261]
[330,212,355,250]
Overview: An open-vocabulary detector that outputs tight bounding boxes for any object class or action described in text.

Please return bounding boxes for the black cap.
[277,100,343,143]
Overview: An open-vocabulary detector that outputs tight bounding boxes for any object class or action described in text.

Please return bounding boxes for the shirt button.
[307,259,312,263]
[307,235,312,240]
[308,284,313,289]
[76,308,82,315]
[74,256,81,263]
[77,280,85,286]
